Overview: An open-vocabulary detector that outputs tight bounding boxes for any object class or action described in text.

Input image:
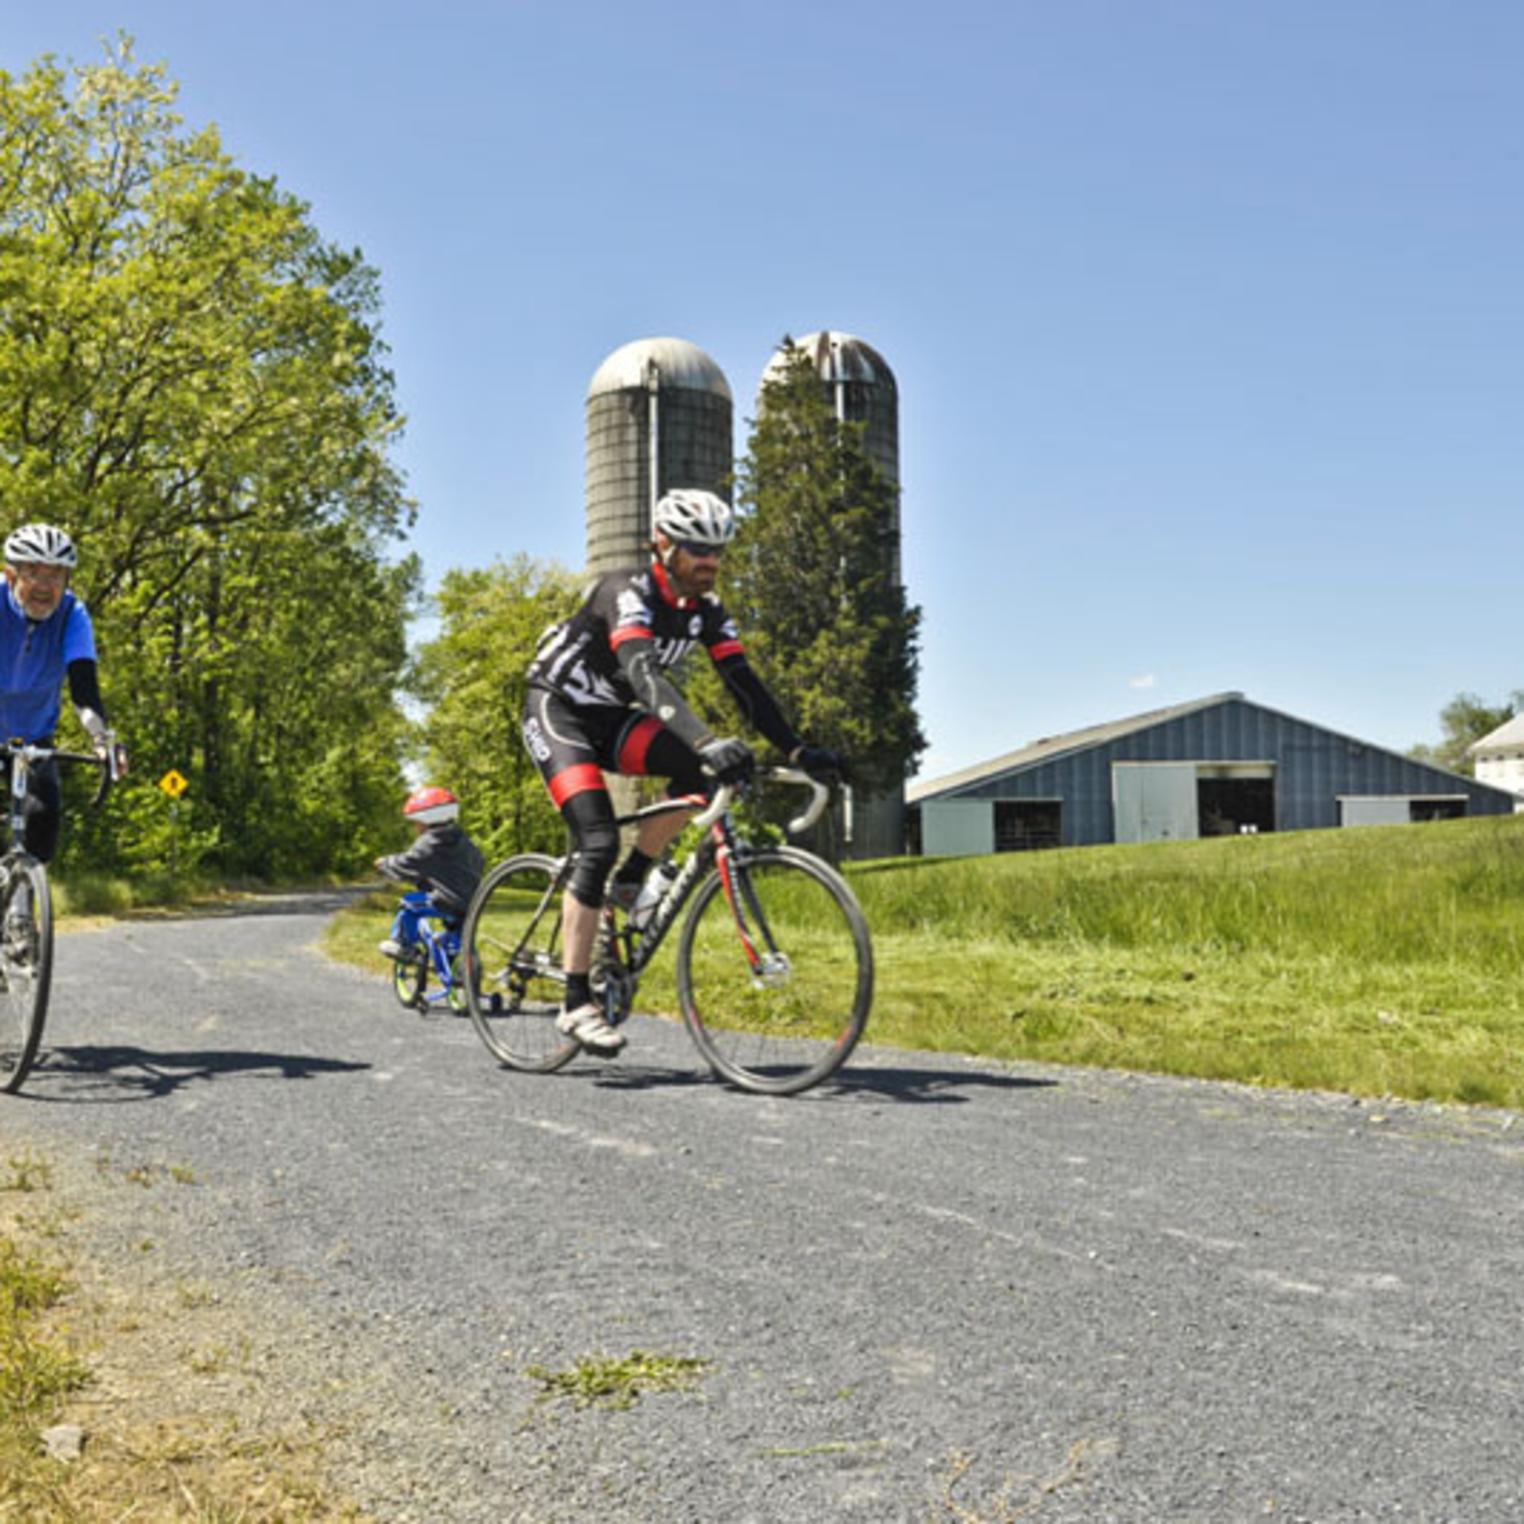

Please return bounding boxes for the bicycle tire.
[392,954,426,1009]
[462,853,579,1072]
[676,845,872,1095]
[0,857,54,1095]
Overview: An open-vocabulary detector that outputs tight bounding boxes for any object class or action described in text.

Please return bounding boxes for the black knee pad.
[563,792,619,908]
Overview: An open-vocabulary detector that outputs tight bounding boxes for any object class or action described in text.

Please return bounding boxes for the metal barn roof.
[907,692,1245,804]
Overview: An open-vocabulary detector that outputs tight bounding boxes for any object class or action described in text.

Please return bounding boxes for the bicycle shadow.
[585,1057,1058,1104]
[25,1044,370,1103]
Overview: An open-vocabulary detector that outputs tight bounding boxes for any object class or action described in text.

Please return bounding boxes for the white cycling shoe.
[556,1002,626,1053]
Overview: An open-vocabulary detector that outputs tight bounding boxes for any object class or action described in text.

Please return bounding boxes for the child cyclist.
[374,786,485,959]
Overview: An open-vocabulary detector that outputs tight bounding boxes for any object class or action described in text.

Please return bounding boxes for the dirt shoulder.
[3,1140,443,1521]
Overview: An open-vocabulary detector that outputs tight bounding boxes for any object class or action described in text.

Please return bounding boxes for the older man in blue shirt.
[1,523,127,862]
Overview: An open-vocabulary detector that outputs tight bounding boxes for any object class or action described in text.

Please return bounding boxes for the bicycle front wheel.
[462,854,579,1073]
[676,846,872,1095]
[0,857,54,1095]
[392,955,426,1009]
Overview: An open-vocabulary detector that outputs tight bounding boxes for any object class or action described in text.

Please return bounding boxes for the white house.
[1468,713,1524,808]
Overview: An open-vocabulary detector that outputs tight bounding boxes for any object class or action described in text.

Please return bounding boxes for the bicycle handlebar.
[690,766,831,835]
[1,742,114,809]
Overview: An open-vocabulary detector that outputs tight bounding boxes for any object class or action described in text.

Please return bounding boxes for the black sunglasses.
[673,538,725,559]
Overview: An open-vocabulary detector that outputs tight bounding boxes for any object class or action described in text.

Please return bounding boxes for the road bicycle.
[0,742,113,1094]
[386,891,472,1015]
[461,767,873,1095]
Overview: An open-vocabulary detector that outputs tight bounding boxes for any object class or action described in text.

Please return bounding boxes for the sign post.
[158,769,189,876]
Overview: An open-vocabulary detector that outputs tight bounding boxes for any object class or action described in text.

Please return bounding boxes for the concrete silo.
[585,337,733,575]
[761,331,901,580]
[760,332,907,858]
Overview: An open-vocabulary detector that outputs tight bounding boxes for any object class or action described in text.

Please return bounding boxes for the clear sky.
[9,2,1523,779]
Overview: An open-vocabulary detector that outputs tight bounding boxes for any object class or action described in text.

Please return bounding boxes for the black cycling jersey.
[528,561,740,706]
[527,560,799,756]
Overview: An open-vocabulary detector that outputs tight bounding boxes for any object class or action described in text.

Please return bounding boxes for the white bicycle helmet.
[652,489,736,550]
[4,523,78,568]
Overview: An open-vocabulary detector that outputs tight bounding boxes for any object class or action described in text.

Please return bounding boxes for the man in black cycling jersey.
[523,488,841,1054]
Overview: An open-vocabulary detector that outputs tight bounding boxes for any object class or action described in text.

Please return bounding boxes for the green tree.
[1409,691,1524,776]
[0,41,417,877]
[413,556,581,861]
[721,339,925,797]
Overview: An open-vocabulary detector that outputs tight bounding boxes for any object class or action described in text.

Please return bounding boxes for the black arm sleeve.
[715,655,801,756]
[66,658,106,722]
[616,638,714,751]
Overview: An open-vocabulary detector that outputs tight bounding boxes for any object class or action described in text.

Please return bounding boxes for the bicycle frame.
[391,892,464,1009]
[520,768,831,1019]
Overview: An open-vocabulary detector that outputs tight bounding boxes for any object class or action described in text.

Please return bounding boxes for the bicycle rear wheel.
[462,853,579,1072]
[676,845,872,1095]
[0,857,54,1095]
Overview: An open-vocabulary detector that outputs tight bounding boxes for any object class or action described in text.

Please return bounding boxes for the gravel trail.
[3,891,1522,1521]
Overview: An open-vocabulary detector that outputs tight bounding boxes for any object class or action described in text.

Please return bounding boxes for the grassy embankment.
[329,813,1524,1109]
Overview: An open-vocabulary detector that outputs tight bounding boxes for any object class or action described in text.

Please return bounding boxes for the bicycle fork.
[716,844,791,989]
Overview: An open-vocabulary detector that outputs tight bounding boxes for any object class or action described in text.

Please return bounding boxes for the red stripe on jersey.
[708,639,744,662]
[618,715,663,774]
[547,763,606,807]
[610,624,653,649]
[651,559,695,609]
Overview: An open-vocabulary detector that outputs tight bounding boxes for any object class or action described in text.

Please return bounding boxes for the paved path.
[3,893,1522,1521]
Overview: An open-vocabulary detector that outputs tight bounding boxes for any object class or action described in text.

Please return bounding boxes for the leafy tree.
[413,556,581,861]
[1409,692,1524,776]
[0,41,417,877]
[719,339,925,797]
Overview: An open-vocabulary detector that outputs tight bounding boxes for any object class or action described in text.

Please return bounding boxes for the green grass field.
[327,813,1524,1110]
[853,812,1524,1107]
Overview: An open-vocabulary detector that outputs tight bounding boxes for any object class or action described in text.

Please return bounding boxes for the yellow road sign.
[159,769,189,799]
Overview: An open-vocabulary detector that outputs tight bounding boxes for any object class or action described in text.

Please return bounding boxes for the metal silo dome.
[760,331,899,493]
[585,337,734,575]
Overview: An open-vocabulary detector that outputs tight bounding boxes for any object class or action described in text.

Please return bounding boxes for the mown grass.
[329,814,1524,1108]
[852,812,1524,1107]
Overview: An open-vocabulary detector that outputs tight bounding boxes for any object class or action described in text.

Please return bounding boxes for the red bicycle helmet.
[403,786,459,825]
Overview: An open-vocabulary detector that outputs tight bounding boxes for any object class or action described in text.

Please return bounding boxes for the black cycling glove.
[792,744,845,783]
[699,736,755,785]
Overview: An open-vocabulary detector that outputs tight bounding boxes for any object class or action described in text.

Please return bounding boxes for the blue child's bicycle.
[387,892,471,1015]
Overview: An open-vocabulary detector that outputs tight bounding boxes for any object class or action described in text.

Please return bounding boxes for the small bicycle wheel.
[462,853,579,1072]
[392,953,426,1009]
[676,845,872,1095]
[0,857,54,1095]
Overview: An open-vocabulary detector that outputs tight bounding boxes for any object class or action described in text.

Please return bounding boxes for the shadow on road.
[582,1060,1058,1103]
[27,1044,370,1102]
[830,1066,1058,1102]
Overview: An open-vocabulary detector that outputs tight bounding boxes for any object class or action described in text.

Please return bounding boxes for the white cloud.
[1129,673,1157,690]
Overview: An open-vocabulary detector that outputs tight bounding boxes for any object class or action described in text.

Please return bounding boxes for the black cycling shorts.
[521,687,707,808]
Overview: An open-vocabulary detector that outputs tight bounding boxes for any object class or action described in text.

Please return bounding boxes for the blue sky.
[9,2,1523,778]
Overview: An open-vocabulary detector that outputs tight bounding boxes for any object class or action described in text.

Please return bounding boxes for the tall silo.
[585,337,733,575]
[760,332,906,858]
[761,331,901,580]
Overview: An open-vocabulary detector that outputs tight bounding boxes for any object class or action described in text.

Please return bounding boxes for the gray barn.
[908,692,1518,857]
